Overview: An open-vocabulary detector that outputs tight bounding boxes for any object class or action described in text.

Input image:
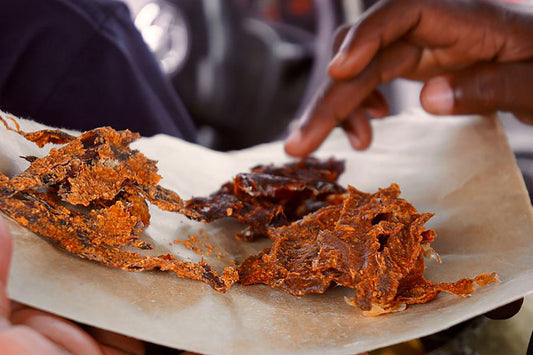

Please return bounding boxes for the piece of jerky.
[0,118,237,292]
[239,205,342,295]
[0,116,498,313]
[184,158,346,240]
[239,184,498,314]
[0,114,76,147]
[8,128,161,206]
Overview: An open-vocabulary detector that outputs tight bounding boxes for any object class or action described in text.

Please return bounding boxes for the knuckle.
[466,66,506,110]
[479,71,500,107]
[478,66,517,110]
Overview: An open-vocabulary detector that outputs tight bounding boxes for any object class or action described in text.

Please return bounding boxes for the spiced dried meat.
[0,115,498,314]
[0,116,237,292]
[184,158,346,240]
[239,184,498,315]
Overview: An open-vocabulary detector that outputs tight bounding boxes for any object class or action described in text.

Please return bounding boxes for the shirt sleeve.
[0,0,197,141]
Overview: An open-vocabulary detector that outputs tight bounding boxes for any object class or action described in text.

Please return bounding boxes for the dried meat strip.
[239,184,497,314]
[0,116,497,312]
[239,205,342,295]
[184,158,346,240]
[0,188,237,291]
[0,120,237,292]
[0,114,76,147]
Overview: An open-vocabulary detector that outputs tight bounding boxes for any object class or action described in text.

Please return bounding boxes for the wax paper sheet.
[1,109,533,355]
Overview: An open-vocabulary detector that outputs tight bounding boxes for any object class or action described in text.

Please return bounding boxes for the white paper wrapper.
[1,109,533,355]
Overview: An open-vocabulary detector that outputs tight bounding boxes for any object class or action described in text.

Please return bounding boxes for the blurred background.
[121,0,533,199]
[120,0,533,354]
[124,0,346,150]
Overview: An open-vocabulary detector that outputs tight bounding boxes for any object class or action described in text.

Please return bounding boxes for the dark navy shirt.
[0,0,197,141]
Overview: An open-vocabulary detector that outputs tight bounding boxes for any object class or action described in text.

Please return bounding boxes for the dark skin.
[285,0,528,328]
[285,0,533,155]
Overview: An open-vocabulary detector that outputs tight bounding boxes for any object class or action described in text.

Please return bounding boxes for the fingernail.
[286,128,302,145]
[330,51,348,70]
[423,77,454,114]
[284,129,303,155]
[347,132,362,150]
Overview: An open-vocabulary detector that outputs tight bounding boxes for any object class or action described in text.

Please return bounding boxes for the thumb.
[421,62,533,118]
[0,217,12,287]
[0,216,13,322]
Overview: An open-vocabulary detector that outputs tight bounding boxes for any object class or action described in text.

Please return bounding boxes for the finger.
[330,26,393,129]
[484,298,523,320]
[0,217,12,323]
[420,62,533,116]
[332,29,388,140]
[0,325,67,354]
[101,344,142,355]
[514,111,533,125]
[328,0,533,81]
[341,111,372,150]
[0,217,12,286]
[361,90,389,118]
[285,80,340,157]
[87,327,145,355]
[10,308,103,355]
[332,25,350,54]
[9,300,25,314]
[285,41,419,157]
[329,0,424,80]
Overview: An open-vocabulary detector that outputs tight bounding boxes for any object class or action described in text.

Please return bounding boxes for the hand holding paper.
[0,217,144,355]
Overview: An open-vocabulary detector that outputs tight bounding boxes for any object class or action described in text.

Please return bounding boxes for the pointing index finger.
[285,40,421,157]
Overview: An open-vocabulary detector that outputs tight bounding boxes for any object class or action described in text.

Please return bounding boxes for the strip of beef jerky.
[0,188,237,291]
[0,116,497,312]
[184,158,346,240]
[0,118,237,292]
[0,115,76,147]
[239,184,497,314]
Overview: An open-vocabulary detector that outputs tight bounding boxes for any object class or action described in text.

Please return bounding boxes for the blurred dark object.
[420,317,486,354]
[515,152,533,202]
[484,298,524,320]
[526,332,533,355]
[128,0,344,150]
[0,0,197,141]
[146,342,183,354]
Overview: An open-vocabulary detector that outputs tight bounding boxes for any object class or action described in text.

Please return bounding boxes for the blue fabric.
[0,0,197,141]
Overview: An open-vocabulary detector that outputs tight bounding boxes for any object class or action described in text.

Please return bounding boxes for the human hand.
[285,0,533,157]
[0,216,145,354]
